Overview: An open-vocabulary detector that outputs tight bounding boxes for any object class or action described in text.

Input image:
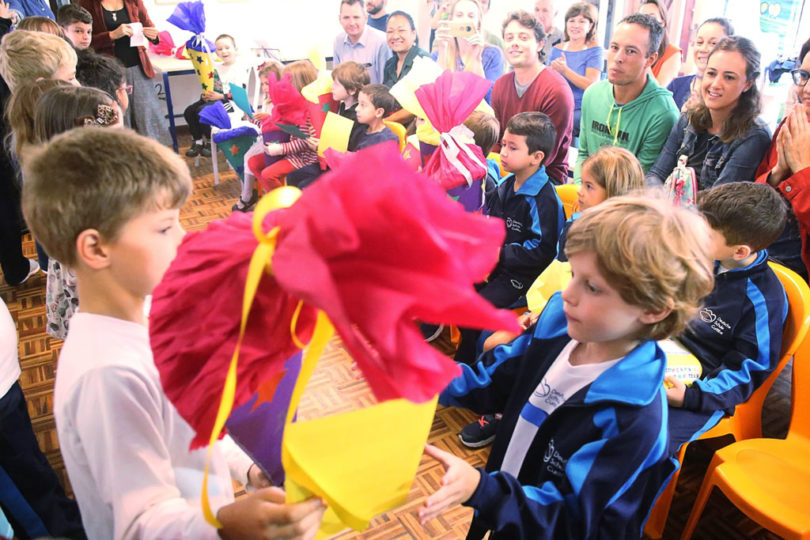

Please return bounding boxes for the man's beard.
[368,4,383,15]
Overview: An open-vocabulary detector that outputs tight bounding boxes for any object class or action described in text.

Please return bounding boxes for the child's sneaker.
[185,142,202,157]
[459,414,499,448]
[199,141,212,158]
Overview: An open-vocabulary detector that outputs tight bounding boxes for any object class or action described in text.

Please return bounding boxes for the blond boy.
[23,128,324,540]
[421,196,714,538]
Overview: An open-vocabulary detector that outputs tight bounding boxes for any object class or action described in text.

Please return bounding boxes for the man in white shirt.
[534,0,563,64]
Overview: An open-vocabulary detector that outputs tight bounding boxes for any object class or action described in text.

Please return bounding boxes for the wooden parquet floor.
[0,133,794,539]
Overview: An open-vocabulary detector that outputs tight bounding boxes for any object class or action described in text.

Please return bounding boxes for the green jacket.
[574,74,678,182]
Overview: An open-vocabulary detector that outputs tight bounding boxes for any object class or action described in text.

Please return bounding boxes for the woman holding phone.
[432,0,503,103]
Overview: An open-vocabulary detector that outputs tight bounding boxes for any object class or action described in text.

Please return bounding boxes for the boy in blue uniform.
[420,196,715,538]
[666,182,788,454]
[454,112,564,365]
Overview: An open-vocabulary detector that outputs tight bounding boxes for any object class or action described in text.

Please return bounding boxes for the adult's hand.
[142,27,159,40]
[550,52,568,75]
[217,487,325,540]
[110,23,134,40]
[783,104,810,174]
[0,1,12,20]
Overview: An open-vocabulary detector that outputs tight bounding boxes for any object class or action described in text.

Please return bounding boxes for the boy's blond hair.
[22,129,192,267]
[565,196,714,341]
[464,111,500,157]
[0,30,77,91]
[581,146,645,199]
[15,16,65,36]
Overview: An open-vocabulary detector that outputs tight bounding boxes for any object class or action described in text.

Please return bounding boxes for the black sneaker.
[459,414,499,448]
[199,141,212,157]
[185,142,202,157]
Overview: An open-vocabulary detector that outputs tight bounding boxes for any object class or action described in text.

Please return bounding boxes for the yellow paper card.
[317,112,353,157]
[660,339,703,386]
[283,395,438,537]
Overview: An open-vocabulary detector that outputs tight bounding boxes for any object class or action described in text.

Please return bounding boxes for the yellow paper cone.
[526,260,572,314]
[189,49,217,92]
[302,71,334,104]
[283,396,438,537]
[307,45,327,72]
[390,56,443,119]
[317,112,353,157]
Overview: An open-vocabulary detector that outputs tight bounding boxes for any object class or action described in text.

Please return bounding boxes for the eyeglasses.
[792,69,810,87]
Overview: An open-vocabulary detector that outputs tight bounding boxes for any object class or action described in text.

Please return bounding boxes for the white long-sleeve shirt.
[54,313,253,540]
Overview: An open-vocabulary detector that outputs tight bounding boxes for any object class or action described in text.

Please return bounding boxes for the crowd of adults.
[2,0,810,285]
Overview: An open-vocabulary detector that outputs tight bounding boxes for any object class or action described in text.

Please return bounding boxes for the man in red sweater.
[491,10,574,184]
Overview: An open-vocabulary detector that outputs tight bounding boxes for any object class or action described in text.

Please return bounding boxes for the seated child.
[350,83,399,150]
[559,146,645,260]
[285,60,371,190]
[421,196,715,538]
[247,60,319,192]
[57,4,93,50]
[462,110,500,200]
[76,49,130,114]
[184,34,249,158]
[453,112,563,365]
[234,60,283,212]
[0,297,84,539]
[459,145,645,448]
[666,181,788,455]
[22,128,325,539]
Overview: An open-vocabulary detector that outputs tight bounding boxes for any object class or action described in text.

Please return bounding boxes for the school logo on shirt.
[699,308,731,335]
[505,217,523,233]
[543,438,569,478]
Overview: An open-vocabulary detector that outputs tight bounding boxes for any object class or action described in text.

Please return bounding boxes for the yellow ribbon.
[201,186,311,527]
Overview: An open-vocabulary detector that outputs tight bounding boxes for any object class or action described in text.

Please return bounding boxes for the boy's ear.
[733,244,753,261]
[531,150,546,167]
[639,299,673,325]
[75,229,112,270]
[375,106,385,119]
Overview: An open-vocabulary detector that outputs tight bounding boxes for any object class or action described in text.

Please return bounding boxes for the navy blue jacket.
[487,167,564,283]
[679,251,787,415]
[440,294,675,539]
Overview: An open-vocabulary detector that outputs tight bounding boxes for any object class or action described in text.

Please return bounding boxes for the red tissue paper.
[150,142,519,448]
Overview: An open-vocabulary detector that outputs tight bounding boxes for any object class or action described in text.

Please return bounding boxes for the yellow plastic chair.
[554,184,579,219]
[486,152,508,178]
[383,120,407,152]
[644,262,810,538]
[680,329,810,539]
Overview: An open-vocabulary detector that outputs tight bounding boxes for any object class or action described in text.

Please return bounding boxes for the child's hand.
[265,143,284,156]
[247,463,272,489]
[419,444,480,524]
[518,311,540,329]
[664,376,686,407]
[0,1,12,20]
[217,487,325,540]
[202,90,224,101]
[253,111,269,122]
[305,137,319,151]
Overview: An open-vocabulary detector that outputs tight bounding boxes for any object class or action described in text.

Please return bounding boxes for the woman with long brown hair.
[646,36,771,190]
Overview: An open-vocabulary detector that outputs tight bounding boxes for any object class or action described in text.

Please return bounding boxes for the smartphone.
[447,20,477,38]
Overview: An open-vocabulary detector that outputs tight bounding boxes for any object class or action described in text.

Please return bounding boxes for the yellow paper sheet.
[660,339,703,386]
[283,396,438,538]
[317,112,353,157]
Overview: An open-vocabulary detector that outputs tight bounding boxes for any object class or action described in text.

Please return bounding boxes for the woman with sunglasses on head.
[646,36,771,190]
[756,39,810,279]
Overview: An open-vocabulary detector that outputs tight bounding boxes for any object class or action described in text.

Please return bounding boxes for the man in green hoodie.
[574,13,678,182]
